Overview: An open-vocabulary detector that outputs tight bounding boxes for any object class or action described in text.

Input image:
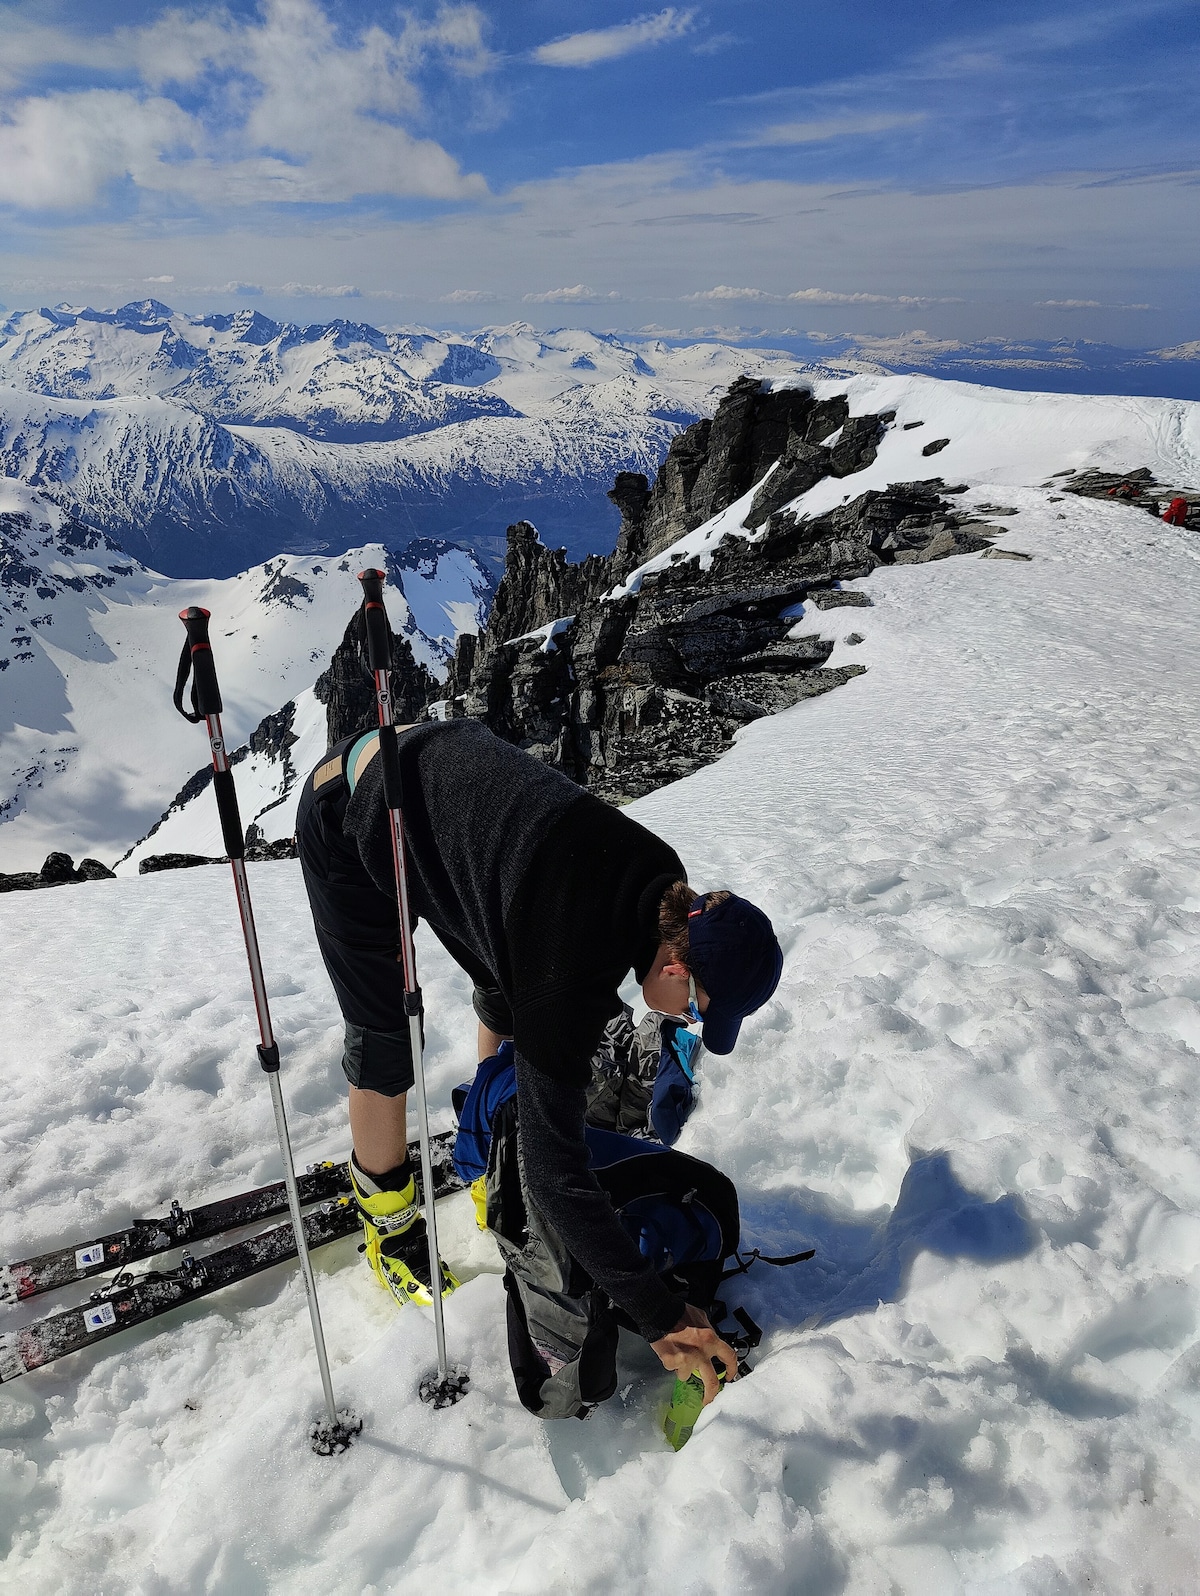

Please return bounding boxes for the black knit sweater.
[341,720,688,1341]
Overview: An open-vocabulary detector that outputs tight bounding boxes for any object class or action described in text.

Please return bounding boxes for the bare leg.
[477,1022,513,1063]
[348,1085,409,1177]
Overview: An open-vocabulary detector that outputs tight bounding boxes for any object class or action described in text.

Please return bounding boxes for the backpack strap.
[310,725,416,803]
[720,1244,815,1281]
[345,730,381,794]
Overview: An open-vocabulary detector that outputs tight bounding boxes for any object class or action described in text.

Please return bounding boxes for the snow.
[0,483,491,872]
[502,615,577,653]
[0,309,825,573]
[2,448,1200,1589]
[120,687,331,868]
[610,371,1200,601]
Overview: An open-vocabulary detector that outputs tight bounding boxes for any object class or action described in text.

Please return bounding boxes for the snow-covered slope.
[2,469,1199,1591]
[612,369,1200,594]
[0,304,815,574]
[0,480,491,870]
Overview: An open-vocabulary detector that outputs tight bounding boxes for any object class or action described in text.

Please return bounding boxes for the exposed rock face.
[315,610,440,745]
[441,379,1001,803]
[1058,466,1198,527]
[0,851,116,892]
[605,378,888,583]
[138,853,219,874]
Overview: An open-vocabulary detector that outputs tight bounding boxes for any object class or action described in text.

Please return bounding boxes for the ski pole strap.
[173,607,222,722]
[358,569,392,672]
[720,1244,816,1281]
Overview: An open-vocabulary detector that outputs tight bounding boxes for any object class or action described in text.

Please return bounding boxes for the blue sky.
[0,0,1196,345]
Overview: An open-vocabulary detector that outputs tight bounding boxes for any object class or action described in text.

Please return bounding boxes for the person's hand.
[650,1303,739,1405]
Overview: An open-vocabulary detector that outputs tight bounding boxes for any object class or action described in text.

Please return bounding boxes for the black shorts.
[297,770,512,1096]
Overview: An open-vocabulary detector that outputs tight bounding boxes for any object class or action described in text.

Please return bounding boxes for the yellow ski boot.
[348,1157,458,1308]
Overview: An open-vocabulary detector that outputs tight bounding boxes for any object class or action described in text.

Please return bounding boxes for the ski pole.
[357,568,468,1408]
[172,606,360,1455]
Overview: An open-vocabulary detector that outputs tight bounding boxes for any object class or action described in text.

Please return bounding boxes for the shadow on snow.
[730,1151,1037,1333]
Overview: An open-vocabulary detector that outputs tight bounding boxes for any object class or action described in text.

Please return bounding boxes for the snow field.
[1,473,1200,1590]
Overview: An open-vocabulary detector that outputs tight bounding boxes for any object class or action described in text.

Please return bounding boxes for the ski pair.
[0,1136,464,1386]
[0,1130,460,1308]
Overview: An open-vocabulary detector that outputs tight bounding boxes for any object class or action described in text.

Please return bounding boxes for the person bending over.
[297,718,782,1404]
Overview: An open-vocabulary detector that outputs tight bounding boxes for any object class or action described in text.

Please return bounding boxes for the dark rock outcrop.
[139,853,220,874]
[40,850,79,884]
[607,378,882,583]
[439,379,1002,804]
[315,609,440,745]
[1058,467,1198,526]
[77,857,117,880]
[0,851,117,892]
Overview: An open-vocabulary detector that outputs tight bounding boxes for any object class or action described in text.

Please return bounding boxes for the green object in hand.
[663,1365,726,1451]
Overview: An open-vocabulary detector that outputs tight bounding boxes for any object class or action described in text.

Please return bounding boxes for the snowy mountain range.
[0,477,492,870]
[0,303,816,576]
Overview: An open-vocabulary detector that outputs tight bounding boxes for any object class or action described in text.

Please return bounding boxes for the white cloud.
[533,8,694,68]
[684,285,965,306]
[523,285,621,302]
[0,89,195,209]
[278,282,361,298]
[751,113,927,146]
[692,32,740,57]
[684,285,775,301]
[789,287,964,306]
[1037,298,1153,310]
[441,289,500,303]
[186,281,265,297]
[144,275,174,284]
[0,0,489,211]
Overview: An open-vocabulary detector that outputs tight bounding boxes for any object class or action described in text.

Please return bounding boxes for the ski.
[1,1129,459,1306]
[0,1137,465,1383]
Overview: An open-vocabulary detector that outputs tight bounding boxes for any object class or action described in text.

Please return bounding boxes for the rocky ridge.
[319,378,1007,803]
[1054,465,1199,526]
[0,850,115,893]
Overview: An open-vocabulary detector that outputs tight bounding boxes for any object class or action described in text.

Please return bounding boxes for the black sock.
[351,1152,414,1195]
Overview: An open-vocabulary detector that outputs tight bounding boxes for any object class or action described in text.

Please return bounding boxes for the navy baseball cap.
[687,892,784,1055]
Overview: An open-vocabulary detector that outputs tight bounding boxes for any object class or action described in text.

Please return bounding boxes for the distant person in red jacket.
[1162,497,1189,526]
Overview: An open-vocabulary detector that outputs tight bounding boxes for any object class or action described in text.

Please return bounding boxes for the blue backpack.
[453,1043,741,1419]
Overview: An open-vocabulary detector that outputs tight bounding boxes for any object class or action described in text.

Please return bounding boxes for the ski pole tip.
[418,1364,470,1409]
[310,1407,363,1456]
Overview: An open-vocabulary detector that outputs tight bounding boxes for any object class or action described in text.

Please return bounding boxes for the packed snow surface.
[2,466,1199,1591]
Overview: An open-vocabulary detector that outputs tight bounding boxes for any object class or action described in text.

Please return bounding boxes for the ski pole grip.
[178,606,223,716]
[358,569,392,673]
